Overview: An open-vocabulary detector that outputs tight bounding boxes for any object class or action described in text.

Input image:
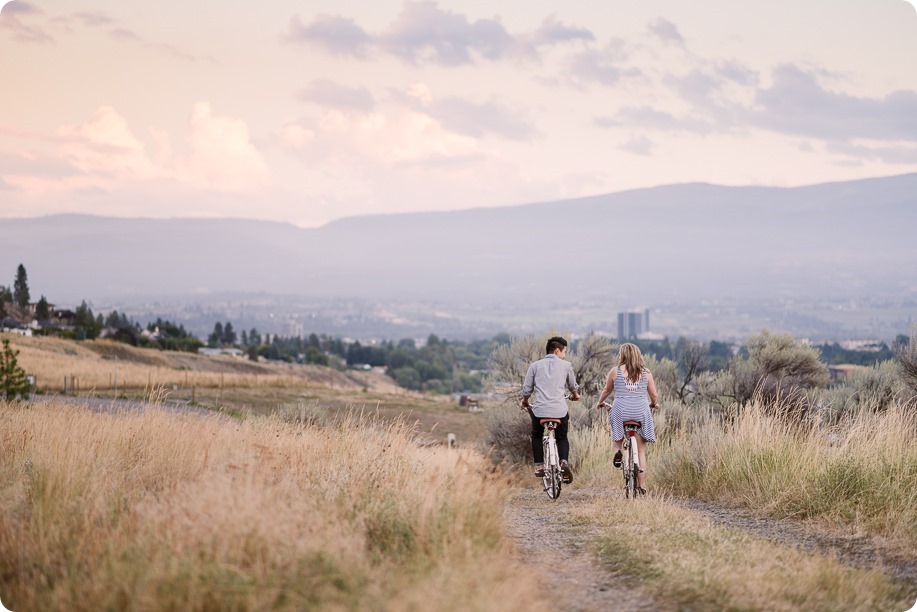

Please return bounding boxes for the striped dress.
[609,366,656,443]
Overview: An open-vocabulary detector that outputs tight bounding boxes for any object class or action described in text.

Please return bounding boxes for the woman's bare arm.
[596,368,615,408]
[647,370,658,407]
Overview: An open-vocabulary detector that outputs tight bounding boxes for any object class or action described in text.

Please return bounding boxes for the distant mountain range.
[2,173,916,306]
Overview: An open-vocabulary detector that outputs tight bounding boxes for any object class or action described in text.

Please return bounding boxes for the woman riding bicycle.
[595,343,658,493]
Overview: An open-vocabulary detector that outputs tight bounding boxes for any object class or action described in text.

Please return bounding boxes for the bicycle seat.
[539,418,562,425]
[622,420,642,427]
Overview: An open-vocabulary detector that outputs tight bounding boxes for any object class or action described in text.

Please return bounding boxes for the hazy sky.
[2,0,916,227]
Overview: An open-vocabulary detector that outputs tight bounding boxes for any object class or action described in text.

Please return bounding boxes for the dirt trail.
[503,487,660,612]
[671,497,917,584]
[504,486,917,611]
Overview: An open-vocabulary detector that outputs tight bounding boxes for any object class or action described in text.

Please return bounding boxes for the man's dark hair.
[545,336,568,355]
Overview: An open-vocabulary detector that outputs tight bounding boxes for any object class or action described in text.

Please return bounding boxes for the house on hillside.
[51,309,76,325]
[199,347,245,358]
[1,319,32,337]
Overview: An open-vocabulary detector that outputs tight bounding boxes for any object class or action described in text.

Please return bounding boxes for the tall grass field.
[566,400,917,554]
[0,399,540,611]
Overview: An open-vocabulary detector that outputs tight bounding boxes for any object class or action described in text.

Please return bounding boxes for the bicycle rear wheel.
[543,437,562,500]
[624,440,637,499]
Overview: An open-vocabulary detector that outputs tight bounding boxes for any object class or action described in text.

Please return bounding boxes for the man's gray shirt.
[522,354,579,418]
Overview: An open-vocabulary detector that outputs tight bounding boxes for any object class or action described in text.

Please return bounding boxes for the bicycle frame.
[541,419,563,500]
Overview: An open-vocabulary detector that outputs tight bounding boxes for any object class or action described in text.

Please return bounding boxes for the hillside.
[1,173,915,305]
[5,334,487,442]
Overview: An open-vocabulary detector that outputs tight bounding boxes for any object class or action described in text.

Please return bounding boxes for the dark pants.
[529,409,569,464]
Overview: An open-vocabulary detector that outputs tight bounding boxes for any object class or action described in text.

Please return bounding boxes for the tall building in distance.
[617,308,651,339]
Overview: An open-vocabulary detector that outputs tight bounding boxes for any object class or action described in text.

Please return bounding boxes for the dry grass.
[655,401,917,554]
[0,398,541,612]
[6,335,381,393]
[575,496,912,611]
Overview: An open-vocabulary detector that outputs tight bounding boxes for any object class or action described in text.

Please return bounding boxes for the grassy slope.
[6,334,488,444]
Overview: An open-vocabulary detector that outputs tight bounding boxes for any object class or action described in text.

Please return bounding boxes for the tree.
[894,325,917,395]
[0,285,10,319]
[223,322,237,346]
[73,300,102,340]
[0,339,30,401]
[35,296,51,321]
[13,264,29,308]
[671,337,707,404]
[722,330,829,409]
[208,322,224,347]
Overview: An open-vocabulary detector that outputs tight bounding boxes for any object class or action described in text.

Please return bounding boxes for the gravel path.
[503,485,661,612]
[30,394,233,420]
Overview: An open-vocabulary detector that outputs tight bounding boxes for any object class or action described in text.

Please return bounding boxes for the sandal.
[534,466,545,478]
[613,450,622,468]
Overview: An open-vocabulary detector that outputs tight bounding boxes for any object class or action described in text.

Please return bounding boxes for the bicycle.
[620,419,644,499]
[600,402,644,499]
[539,418,564,500]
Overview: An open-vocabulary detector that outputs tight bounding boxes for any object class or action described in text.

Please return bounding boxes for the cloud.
[610,59,917,164]
[2,104,268,198]
[747,64,917,142]
[378,1,515,66]
[595,107,715,134]
[827,141,917,164]
[0,1,37,17]
[531,15,594,46]
[390,84,537,140]
[277,94,480,168]
[72,11,114,28]
[57,106,158,180]
[564,40,642,86]
[285,14,372,57]
[285,2,593,66]
[104,26,199,61]
[298,80,375,113]
[647,18,685,47]
[0,1,53,44]
[185,102,269,192]
[423,97,537,140]
[620,136,654,156]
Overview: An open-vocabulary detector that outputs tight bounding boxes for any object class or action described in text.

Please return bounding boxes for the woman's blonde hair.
[618,343,646,383]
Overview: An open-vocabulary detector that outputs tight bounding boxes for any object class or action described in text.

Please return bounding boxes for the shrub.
[894,324,917,396]
[706,330,829,413]
[811,361,905,422]
[0,339,30,401]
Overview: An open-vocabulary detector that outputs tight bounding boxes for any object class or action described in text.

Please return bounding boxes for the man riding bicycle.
[520,336,580,483]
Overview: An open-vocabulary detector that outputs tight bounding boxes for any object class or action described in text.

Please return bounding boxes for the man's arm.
[566,364,580,401]
[521,363,536,409]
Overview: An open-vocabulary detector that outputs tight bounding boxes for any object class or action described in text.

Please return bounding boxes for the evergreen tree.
[13,264,29,308]
[223,322,236,345]
[74,300,102,340]
[35,296,51,321]
[0,339,30,401]
[208,322,224,347]
[0,285,9,319]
